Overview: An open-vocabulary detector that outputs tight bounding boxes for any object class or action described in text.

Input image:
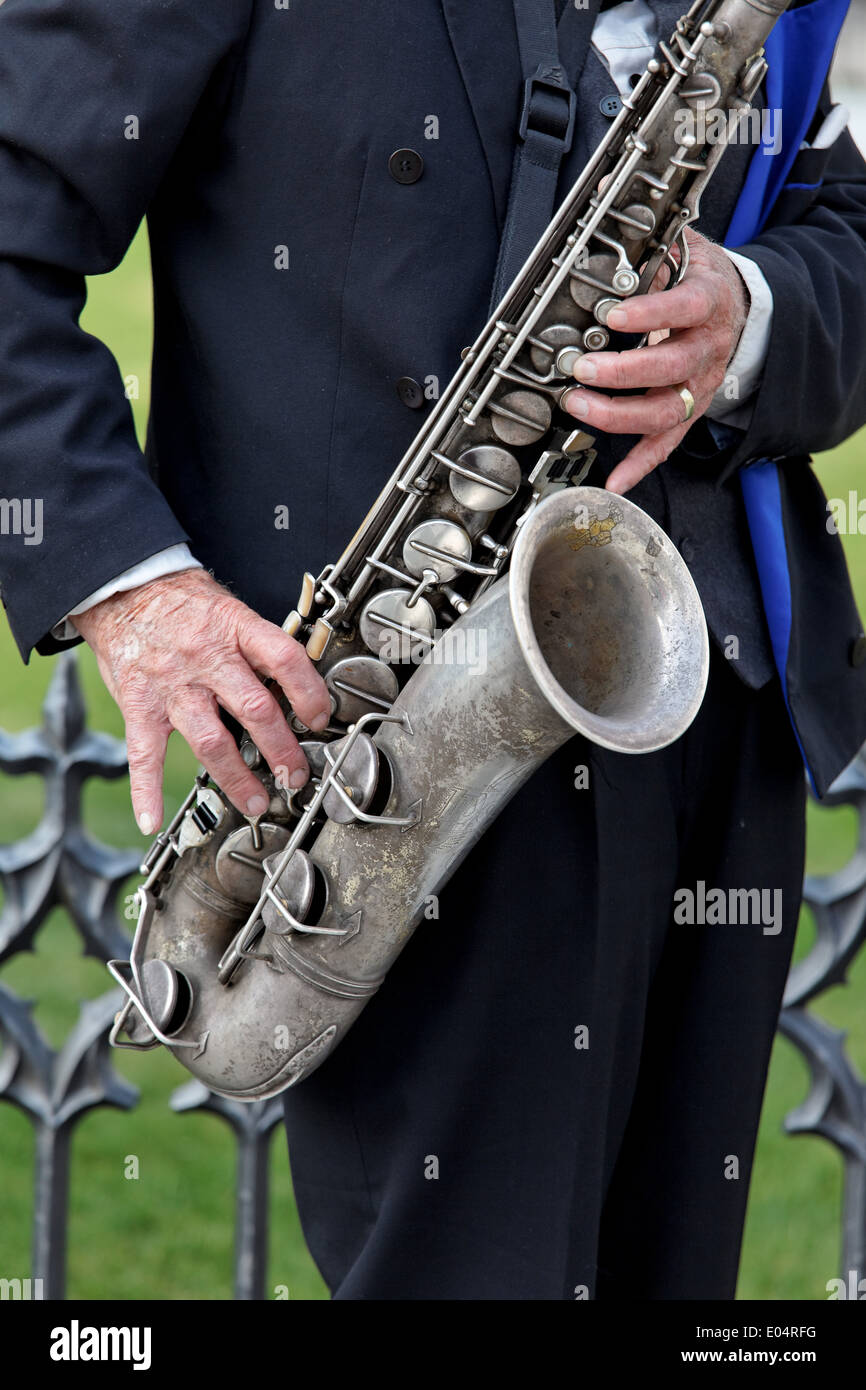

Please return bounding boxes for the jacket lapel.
[652,0,689,50]
[439,0,602,231]
[556,0,605,92]
[437,3,689,234]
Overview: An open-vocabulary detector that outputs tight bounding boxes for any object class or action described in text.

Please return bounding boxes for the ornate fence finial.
[0,651,137,964]
[780,750,866,1292]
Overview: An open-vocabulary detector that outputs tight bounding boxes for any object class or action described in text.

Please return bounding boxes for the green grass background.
[0,227,864,1301]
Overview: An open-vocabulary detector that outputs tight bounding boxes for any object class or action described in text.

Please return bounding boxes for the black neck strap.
[488,0,601,312]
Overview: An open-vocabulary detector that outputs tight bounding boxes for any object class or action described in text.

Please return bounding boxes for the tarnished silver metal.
[260,847,317,935]
[447,445,522,510]
[324,656,400,723]
[359,587,437,659]
[402,518,473,581]
[215,823,291,903]
[110,0,792,1099]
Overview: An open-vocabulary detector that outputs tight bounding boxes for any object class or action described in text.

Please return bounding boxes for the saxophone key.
[488,389,552,447]
[306,616,334,662]
[402,519,472,582]
[359,587,436,661]
[582,327,610,352]
[287,740,329,815]
[321,731,383,825]
[446,445,521,511]
[215,822,292,905]
[442,585,470,616]
[129,959,194,1045]
[528,323,584,375]
[594,296,626,327]
[325,656,400,724]
[260,848,319,935]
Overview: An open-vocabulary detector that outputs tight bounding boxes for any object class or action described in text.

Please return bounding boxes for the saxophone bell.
[510,486,709,755]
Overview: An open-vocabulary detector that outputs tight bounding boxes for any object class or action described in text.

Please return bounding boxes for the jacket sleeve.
[0,0,253,661]
[719,103,866,482]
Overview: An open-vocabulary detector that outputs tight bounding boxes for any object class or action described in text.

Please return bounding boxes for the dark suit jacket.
[0,0,865,794]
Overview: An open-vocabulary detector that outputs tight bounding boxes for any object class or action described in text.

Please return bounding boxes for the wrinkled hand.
[73,569,331,836]
[562,227,749,494]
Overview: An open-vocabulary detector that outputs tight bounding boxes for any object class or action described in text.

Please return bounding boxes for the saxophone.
[109,0,791,1099]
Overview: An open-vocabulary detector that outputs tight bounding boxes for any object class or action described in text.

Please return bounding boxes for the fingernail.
[289,769,308,790]
[574,358,597,383]
[607,308,627,328]
[246,794,268,816]
[137,812,155,837]
[309,711,330,733]
[563,389,586,416]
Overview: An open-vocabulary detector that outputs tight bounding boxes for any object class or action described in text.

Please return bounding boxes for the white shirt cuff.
[706,250,774,429]
[50,543,203,640]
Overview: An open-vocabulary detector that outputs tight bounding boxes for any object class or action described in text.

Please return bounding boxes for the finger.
[605,277,714,336]
[212,661,312,790]
[605,423,692,495]
[572,329,711,391]
[125,716,170,836]
[563,382,699,437]
[168,689,273,817]
[646,258,673,294]
[237,614,331,732]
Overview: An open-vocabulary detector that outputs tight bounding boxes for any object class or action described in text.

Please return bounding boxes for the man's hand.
[562,228,749,495]
[73,569,331,836]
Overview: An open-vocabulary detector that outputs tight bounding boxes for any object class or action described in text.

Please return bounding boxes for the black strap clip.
[519,63,577,152]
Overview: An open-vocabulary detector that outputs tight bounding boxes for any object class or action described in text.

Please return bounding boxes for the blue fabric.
[725,0,851,247]
[726,0,850,790]
[740,462,815,788]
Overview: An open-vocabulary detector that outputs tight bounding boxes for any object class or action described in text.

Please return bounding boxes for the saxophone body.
[109,0,791,1099]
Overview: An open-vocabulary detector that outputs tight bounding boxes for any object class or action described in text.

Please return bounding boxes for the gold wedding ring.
[677,384,696,422]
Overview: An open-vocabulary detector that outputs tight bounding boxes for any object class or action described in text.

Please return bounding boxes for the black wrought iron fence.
[0,651,864,1299]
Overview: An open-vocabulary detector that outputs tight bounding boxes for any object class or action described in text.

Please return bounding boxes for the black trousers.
[281,644,806,1299]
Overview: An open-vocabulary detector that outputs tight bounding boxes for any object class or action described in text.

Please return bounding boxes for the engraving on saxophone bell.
[570,506,624,552]
[448,446,521,510]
